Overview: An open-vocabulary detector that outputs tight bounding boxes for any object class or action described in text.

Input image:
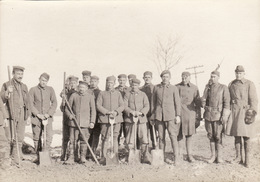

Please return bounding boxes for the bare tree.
[151,35,185,74]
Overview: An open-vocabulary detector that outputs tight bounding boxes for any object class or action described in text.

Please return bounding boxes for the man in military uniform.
[151,70,181,165]
[60,76,78,161]
[1,66,30,165]
[124,78,150,163]
[82,70,91,88]
[226,65,258,168]
[201,70,230,163]
[128,74,136,88]
[0,98,11,169]
[140,71,155,149]
[65,81,96,164]
[96,76,124,164]
[29,73,57,161]
[176,72,201,162]
[88,76,101,158]
[115,74,129,146]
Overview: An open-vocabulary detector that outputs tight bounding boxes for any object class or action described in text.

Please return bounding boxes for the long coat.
[151,83,181,122]
[96,89,124,124]
[226,78,258,137]
[1,79,30,121]
[65,91,96,128]
[123,90,149,124]
[176,82,201,135]
[29,85,57,126]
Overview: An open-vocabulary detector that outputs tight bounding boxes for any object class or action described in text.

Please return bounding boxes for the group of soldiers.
[0,64,258,169]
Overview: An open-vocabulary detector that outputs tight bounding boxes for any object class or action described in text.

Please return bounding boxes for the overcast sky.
[0,0,259,107]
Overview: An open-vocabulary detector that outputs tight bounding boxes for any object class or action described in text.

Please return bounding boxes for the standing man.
[29,73,57,161]
[201,70,230,163]
[124,78,150,163]
[151,70,181,165]
[226,65,258,168]
[128,74,136,88]
[96,76,124,164]
[60,76,78,161]
[1,66,30,165]
[140,71,155,149]
[115,74,129,146]
[65,81,96,164]
[82,70,91,88]
[88,75,101,157]
[0,98,11,169]
[176,72,201,162]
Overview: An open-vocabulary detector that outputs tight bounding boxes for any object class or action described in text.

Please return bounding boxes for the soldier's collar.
[106,88,115,92]
[130,89,140,94]
[181,82,191,87]
[160,82,170,88]
[240,78,246,84]
[37,84,46,90]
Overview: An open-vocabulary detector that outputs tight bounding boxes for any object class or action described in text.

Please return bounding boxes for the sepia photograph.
[0,0,259,181]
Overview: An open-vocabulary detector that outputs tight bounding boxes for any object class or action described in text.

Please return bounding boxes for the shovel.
[151,123,164,166]
[39,120,52,166]
[128,116,141,164]
[106,115,119,165]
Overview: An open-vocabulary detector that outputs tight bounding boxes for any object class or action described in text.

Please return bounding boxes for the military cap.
[82,70,91,76]
[79,81,88,87]
[40,72,50,80]
[182,71,191,77]
[160,70,171,77]
[13,66,25,72]
[143,71,152,77]
[131,78,141,84]
[106,75,116,82]
[91,75,99,81]
[118,74,127,79]
[235,65,245,72]
[69,76,79,82]
[211,70,220,77]
[128,74,136,79]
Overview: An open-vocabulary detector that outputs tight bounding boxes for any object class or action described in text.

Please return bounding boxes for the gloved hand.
[150,119,156,126]
[37,114,45,120]
[89,123,95,129]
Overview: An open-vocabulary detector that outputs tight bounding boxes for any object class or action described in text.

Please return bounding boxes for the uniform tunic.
[176,82,201,136]
[226,78,258,137]
[140,83,154,118]
[151,83,181,121]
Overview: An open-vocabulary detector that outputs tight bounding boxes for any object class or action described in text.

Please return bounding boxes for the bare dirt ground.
[1,121,260,182]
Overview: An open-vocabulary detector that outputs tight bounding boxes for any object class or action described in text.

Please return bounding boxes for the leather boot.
[65,143,75,164]
[33,141,39,163]
[216,143,224,163]
[170,137,179,166]
[100,140,108,165]
[141,144,151,164]
[186,136,194,163]
[60,141,68,161]
[244,137,250,168]
[207,142,216,163]
[80,143,87,164]
[231,137,243,164]
[74,141,80,162]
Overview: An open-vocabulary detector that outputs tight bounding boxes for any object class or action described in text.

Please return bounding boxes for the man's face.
[90,79,99,88]
[39,76,48,88]
[118,77,127,87]
[83,75,91,84]
[182,75,191,85]
[13,70,24,83]
[161,73,171,84]
[210,74,219,84]
[235,72,245,80]
[131,83,140,92]
[78,84,87,94]
[128,79,133,86]
[69,81,78,90]
[106,81,115,90]
[143,75,152,84]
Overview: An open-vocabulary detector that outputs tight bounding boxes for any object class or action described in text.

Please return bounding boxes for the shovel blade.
[39,151,52,166]
[106,152,119,166]
[128,149,141,165]
[151,149,164,166]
